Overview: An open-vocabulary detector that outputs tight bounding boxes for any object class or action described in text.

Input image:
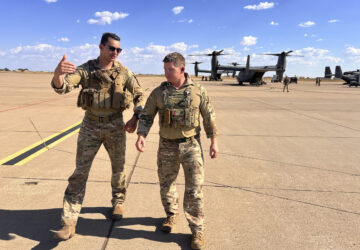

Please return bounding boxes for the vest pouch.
[98,92,106,108]
[104,92,111,108]
[163,109,171,127]
[77,89,95,109]
[112,83,125,109]
[85,91,93,107]
[92,91,100,108]
[184,108,192,127]
[77,89,84,108]
[170,108,185,128]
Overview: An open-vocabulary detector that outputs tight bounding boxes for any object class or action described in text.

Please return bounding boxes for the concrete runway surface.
[1,72,360,249]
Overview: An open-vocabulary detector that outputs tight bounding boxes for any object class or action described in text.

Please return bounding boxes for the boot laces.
[193,232,203,241]
[166,216,176,225]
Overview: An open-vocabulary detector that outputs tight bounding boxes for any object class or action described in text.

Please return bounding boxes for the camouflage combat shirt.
[51,58,144,116]
[138,74,217,139]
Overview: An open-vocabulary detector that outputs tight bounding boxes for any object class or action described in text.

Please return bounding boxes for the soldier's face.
[164,62,184,83]
[99,38,121,62]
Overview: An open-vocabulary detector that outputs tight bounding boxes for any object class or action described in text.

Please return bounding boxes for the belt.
[161,134,199,143]
[85,112,122,123]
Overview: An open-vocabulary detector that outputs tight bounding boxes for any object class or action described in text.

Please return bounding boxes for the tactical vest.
[77,61,132,111]
[159,82,200,129]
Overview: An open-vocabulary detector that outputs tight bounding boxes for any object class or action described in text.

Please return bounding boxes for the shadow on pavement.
[0,207,190,249]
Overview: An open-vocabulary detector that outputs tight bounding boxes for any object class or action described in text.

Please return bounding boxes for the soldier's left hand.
[124,116,138,133]
[210,141,219,159]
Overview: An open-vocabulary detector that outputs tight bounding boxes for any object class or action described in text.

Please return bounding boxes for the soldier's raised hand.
[54,55,76,76]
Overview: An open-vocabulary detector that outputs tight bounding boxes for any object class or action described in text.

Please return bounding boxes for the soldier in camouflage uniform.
[283,76,290,92]
[136,52,218,250]
[316,77,321,86]
[51,33,144,240]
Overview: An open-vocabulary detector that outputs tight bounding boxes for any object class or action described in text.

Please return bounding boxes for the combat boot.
[112,204,124,220]
[161,215,177,233]
[54,224,76,240]
[191,231,204,249]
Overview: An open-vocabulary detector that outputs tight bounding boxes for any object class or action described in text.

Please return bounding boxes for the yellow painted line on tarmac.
[0,121,81,166]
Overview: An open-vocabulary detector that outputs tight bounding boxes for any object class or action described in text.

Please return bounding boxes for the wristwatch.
[134,113,141,119]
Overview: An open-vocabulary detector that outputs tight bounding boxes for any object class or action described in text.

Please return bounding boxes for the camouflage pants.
[283,84,289,92]
[157,136,205,233]
[61,115,126,225]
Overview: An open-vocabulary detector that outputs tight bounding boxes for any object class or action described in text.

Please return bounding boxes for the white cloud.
[328,19,340,23]
[345,47,360,64]
[270,21,279,26]
[172,6,184,15]
[170,42,188,52]
[129,47,144,54]
[346,47,360,56]
[316,38,323,42]
[178,19,193,24]
[299,21,315,27]
[304,33,308,37]
[244,2,274,10]
[87,11,129,25]
[44,0,57,3]
[146,44,169,55]
[173,42,196,51]
[76,19,80,23]
[0,43,100,71]
[289,47,342,65]
[240,36,258,46]
[10,44,54,53]
[78,43,97,50]
[1,43,349,77]
[58,37,69,42]
[142,42,198,56]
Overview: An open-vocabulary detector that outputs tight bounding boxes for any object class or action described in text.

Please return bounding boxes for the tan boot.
[161,216,177,233]
[112,204,124,220]
[191,232,204,249]
[54,224,76,240]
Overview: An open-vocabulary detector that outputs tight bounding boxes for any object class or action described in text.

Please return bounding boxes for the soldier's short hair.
[163,52,185,67]
[101,33,120,45]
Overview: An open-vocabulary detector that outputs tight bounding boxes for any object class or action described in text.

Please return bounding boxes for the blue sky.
[0,0,359,77]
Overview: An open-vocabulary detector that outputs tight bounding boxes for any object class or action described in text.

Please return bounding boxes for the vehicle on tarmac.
[325,66,360,87]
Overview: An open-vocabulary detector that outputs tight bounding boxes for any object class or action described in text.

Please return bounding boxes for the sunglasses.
[107,45,122,53]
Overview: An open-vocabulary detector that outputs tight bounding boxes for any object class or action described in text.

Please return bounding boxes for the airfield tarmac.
[0,72,360,249]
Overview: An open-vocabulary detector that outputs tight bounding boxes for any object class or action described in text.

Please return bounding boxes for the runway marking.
[0,122,81,166]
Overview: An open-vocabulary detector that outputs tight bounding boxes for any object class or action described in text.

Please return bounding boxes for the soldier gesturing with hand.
[50,33,144,240]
